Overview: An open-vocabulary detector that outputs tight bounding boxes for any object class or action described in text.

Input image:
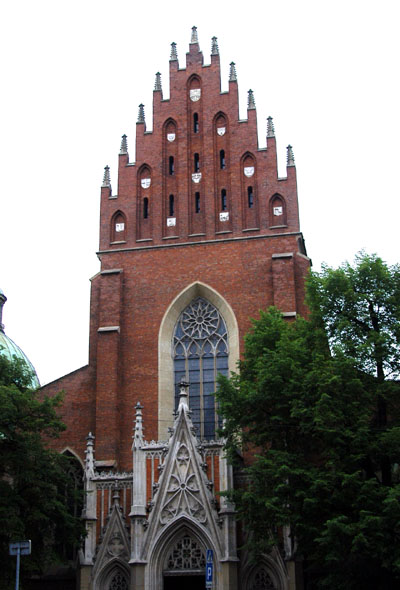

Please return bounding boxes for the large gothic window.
[173,297,228,439]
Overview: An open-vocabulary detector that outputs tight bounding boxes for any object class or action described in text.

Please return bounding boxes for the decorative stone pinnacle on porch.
[154,72,162,91]
[247,89,256,109]
[120,134,128,155]
[287,144,295,166]
[112,487,120,507]
[178,380,190,411]
[137,103,145,123]
[102,165,111,188]
[85,432,95,478]
[211,36,219,55]
[133,402,144,448]
[229,62,237,82]
[191,26,199,44]
[267,116,275,138]
[170,42,178,61]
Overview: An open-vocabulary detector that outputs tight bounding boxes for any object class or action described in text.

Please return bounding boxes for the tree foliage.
[217,253,400,589]
[0,354,85,589]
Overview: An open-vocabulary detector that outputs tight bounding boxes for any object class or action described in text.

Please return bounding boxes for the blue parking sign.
[206,549,213,588]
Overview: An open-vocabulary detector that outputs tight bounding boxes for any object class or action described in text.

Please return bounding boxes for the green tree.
[0,355,85,589]
[217,254,400,589]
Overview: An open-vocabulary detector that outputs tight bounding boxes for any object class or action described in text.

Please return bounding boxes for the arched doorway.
[163,534,206,590]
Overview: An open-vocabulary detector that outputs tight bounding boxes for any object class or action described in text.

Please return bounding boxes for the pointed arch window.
[173,298,228,439]
[194,153,200,173]
[193,113,199,133]
[143,197,149,219]
[165,535,206,573]
[108,570,129,590]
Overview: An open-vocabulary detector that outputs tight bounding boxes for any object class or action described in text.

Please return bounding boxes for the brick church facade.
[41,27,310,590]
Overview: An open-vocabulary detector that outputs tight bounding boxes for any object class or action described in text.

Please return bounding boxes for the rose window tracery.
[165,535,206,572]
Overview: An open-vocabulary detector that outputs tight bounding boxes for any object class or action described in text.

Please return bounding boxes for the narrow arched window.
[143,197,149,219]
[193,113,199,133]
[195,192,200,213]
[221,189,227,211]
[169,156,174,175]
[194,153,200,172]
[248,186,254,208]
[169,194,174,217]
[173,298,229,439]
[220,150,226,170]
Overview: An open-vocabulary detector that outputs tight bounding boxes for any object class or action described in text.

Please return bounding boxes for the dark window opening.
[143,197,149,219]
[220,150,226,170]
[248,186,254,208]
[194,153,200,172]
[193,113,199,133]
[169,156,174,175]
[169,194,174,217]
[195,192,200,213]
[221,189,227,211]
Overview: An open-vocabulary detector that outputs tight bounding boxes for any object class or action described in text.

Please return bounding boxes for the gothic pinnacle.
[248,89,256,110]
[229,62,237,82]
[137,103,145,123]
[267,116,275,138]
[191,26,199,44]
[211,36,219,55]
[133,402,144,448]
[287,145,295,167]
[102,165,111,188]
[120,134,128,155]
[170,42,178,61]
[154,72,162,91]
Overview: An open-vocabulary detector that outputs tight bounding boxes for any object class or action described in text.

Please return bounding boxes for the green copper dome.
[0,289,40,388]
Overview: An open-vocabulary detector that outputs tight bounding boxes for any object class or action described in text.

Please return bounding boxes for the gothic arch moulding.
[242,552,289,590]
[95,559,130,590]
[158,282,239,440]
[146,517,220,590]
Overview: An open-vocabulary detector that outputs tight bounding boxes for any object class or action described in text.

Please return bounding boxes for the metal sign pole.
[15,546,20,590]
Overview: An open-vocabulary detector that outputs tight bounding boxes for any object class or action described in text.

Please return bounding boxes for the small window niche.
[143,197,149,219]
[193,113,199,133]
[169,156,174,175]
[247,186,254,209]
[221,189,227,211]
[111,211,126,243]
[194,153,200,173]
[220,149,226,170]
[270,194,286,226]
[169,194,175,217]
[195,192,200,213]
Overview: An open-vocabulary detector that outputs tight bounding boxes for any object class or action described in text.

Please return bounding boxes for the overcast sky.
[1,0,399,385]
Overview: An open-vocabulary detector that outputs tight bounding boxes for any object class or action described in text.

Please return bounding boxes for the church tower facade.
[42,27,310,590]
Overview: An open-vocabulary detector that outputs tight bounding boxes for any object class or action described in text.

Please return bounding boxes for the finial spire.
[178,380,190,412]
[191,26,199,44]
[247,89,256,110]
[154,72,162,91]
[137,103,145,123]
[229,62,237,82]
[102,165,111,188]
[211,36,219,55]
[287,145,295,167]
[133,402,144,449]
[267,116,275,138]
[120,134,128,155]
[84,432,96,479]
[0,290,7,333]
[170,42,178,61]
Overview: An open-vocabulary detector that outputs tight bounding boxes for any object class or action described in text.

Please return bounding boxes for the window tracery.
[165,535,206,572]
[109,571,128,590]
[173,298,228,439]
[250,567,276,590]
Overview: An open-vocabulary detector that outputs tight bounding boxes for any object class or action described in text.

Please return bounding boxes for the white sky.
[1,0,399,385]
